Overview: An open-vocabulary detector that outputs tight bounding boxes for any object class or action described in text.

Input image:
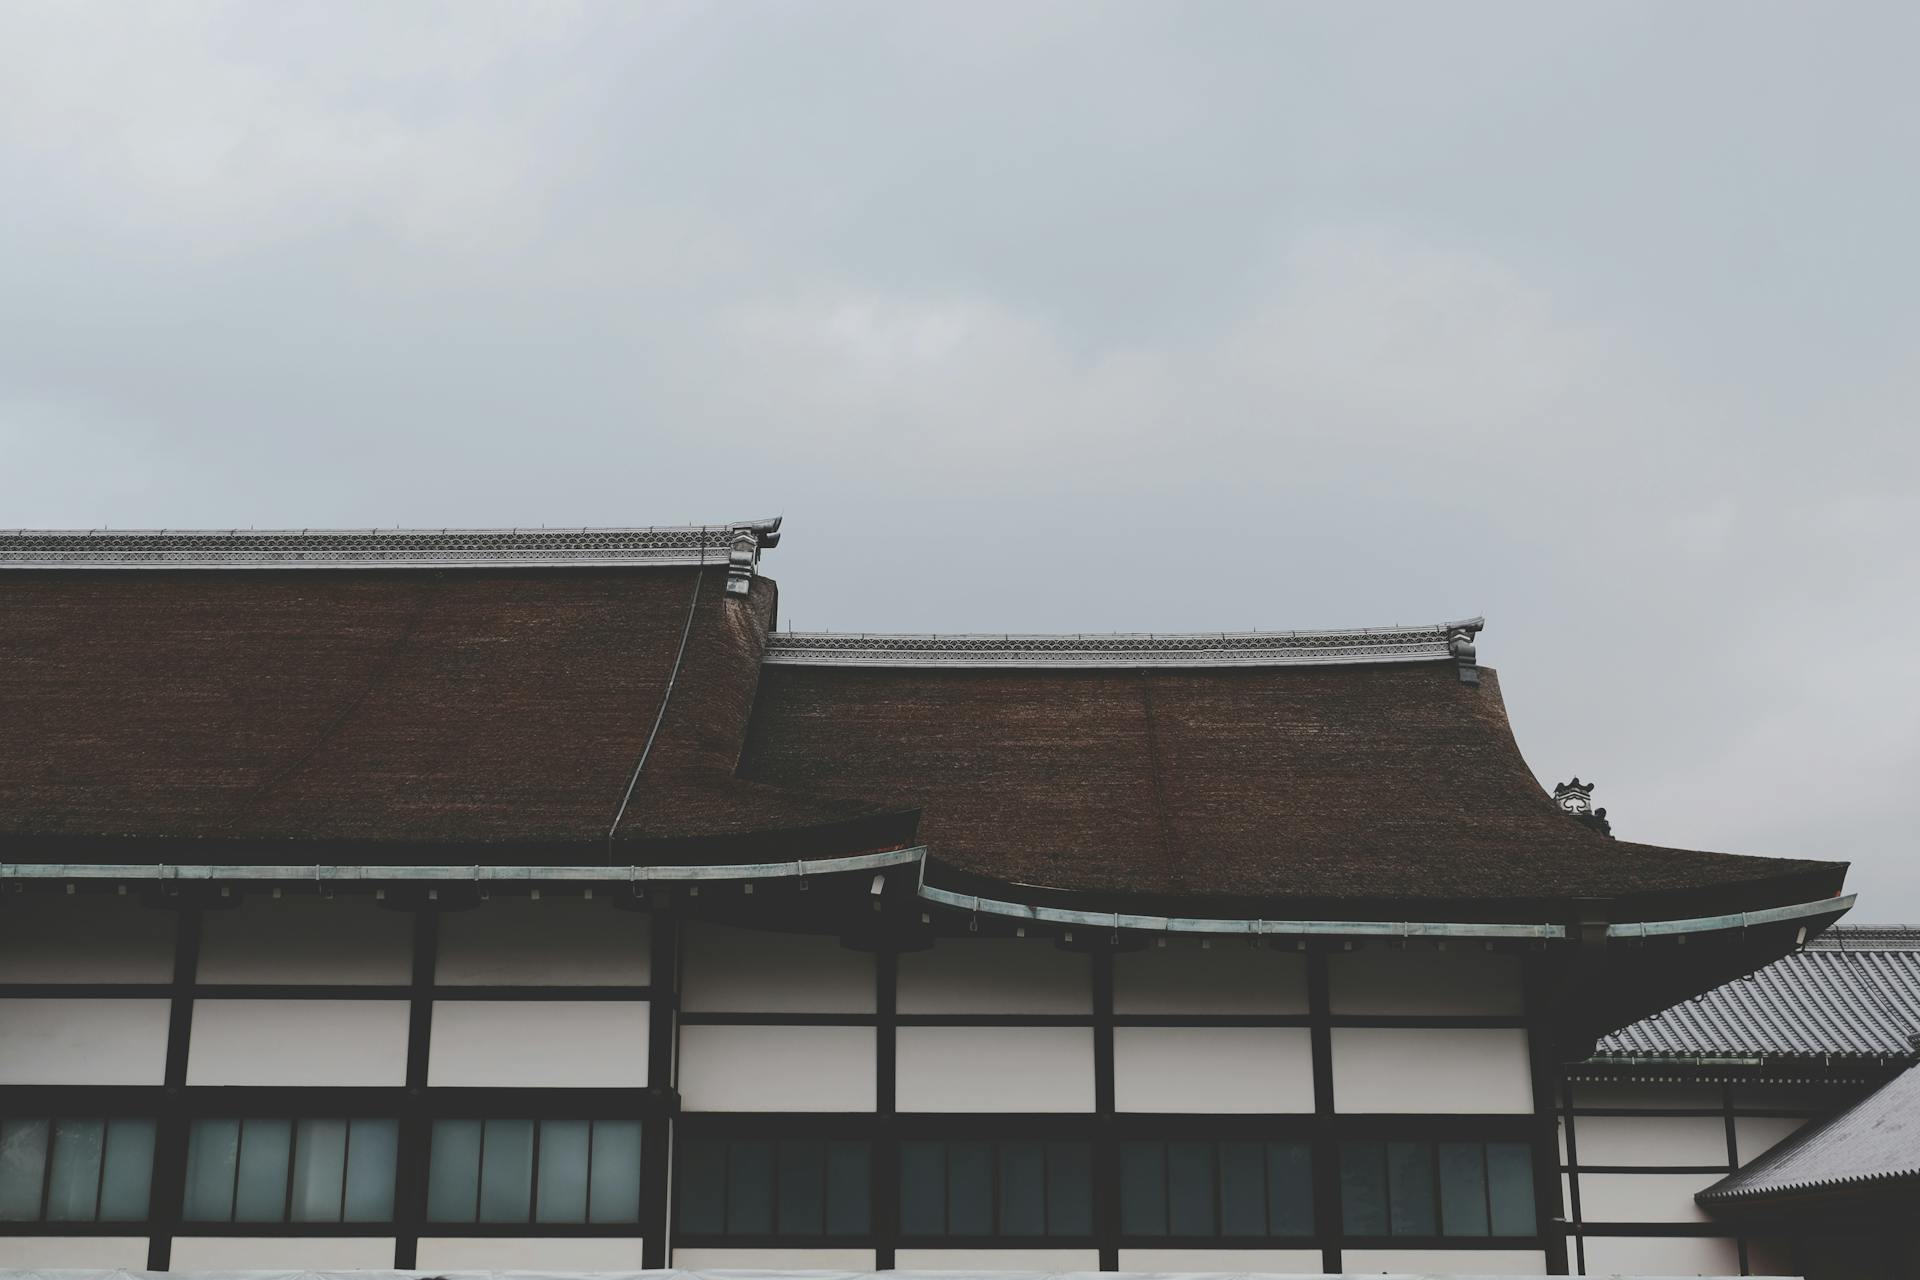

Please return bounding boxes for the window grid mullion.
[283,1118,300,1224]
[91,1117,111,1224]
[472,1119,487,1224]
[583,1119,597,1225]
[36,1118,56,1223]
[528,1119,543,1224]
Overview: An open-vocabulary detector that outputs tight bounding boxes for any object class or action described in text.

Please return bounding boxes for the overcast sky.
[3,2,1915,917]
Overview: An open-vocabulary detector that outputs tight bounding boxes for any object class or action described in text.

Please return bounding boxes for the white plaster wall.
[680,922,874,1013]
[1343,1247,1548,1274]
[0,998,169,1084]
[673,1248,875,1269]
[0,896,174,983]
[168,1236,397,1269]
[428,1000,648,1087]
[897,939,1089,1014]
[417,1237,646,1268]
[1327,947,1524,1015]
[1580,1233,1740,1275]
[1113,1027,1314,1112]
[896,1249,1102,1269]
[678,1025,875,1111]
[1575,1171,1716,1223]
[1331,1027,1533,1113]
[187,999,408,1086]
[1572,1114,1729,1166]
[1118,1249,1322,1271]
[1571,1081,1723,1110]
[1735,1114,1807,1161]
[436,899,649,985]
[196,895,411,985]
[896,1026,1093,1112]
[1112,943,1308,1014]
[0,1237,150,1267]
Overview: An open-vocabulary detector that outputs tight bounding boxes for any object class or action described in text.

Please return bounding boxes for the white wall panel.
[1329,947,1525,1015]
[1331,1027,1532,1113]
[197,895,411,985]
[897,1249,1101,1269]
[1580,1233,1739,1275]
[429,1000,647,1087]
[897,1027,1093,1112]
[0,896,173,983]
[1114,1027,1314,1113]
[1575,1171,1716,1223]
[673,1248,875,1269]
[0,998,169,1084]
[169,1236,397,1269]
[1572,1081,1722,1110]
[418,1237,646,1268]
[679,1025,875,1111]
[1735,1114,1807,1162]
[1572,1114,1729,1167]
[681,922,874,1013]
[0,1237,150,1267]
[188,999,407,1086]
[898,939,1089,1014]
[1344,1247,1548,1274]
[1118,1249,1322,1271]
[1112,943,1307,1014]
[436,899,649,985]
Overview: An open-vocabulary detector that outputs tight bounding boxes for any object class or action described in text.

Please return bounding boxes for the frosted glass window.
[99,1120,156,1220]
[1340,1140,1534,1238]
[2,1117,154,1224]
[0,1118,50,1221]
[1122,1140,1312,1239]
[479,1120,535,1223]
[900,1138,1093,1239]
[678,1136,870,1239]
[1486,1143,1535,1236]
[589,1119,642,1224]
[427,1120,482,1222]
[183,1117,242,1221]
[185,1117,395,1224]
[291,1119,349,1222]
[44,1119,104,1221]
[537,1120,591,1223]
[234,1119,293,1221]
[344,1119,399,1222]
[432,1117,643,1225]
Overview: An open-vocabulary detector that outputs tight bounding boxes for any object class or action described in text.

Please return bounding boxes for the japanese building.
[0,522,1861,1276]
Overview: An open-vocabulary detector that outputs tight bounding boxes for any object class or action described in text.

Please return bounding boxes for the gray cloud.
[3,1,1915,915]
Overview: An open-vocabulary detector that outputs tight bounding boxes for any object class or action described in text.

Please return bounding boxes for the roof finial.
[1554,778,1613,837]
[1447,620,1482,686]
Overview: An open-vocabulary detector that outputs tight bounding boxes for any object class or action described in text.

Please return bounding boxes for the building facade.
[0,524,1858,1275]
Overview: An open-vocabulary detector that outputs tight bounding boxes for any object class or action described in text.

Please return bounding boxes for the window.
[900,1139,1091,1239]
[677,1137,870,1238]
[183,1118,397,1223]
[0,1118,155,1222]
[1120,1140,1311,1238]
[428,1118,640,1224]
[1340,1141,1534,1237]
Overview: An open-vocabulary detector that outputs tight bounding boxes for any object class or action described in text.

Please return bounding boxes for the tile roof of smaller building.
[1699,1059,1920,1203]
[1595,925,1920,1062]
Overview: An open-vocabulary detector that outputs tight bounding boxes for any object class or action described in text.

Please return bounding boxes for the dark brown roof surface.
[737,661,1844,917]
[0,560,1846,919]
[0,568,904,856]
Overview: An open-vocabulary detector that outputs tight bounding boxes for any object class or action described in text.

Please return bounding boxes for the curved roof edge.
[0,519,782,571]
[764,617,1484,669]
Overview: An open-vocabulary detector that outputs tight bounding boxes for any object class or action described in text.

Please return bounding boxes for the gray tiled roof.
[1595,925,1920,1061]
[1699,1059,1920,1202]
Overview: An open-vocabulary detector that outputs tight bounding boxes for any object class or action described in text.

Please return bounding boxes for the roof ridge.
[0,520,782,582]
[763,619,1486,671]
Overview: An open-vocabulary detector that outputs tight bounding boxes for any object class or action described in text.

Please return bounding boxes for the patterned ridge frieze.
[1593,925,1920,1061]
[0,518,781,570]
[762,617,1484,667]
